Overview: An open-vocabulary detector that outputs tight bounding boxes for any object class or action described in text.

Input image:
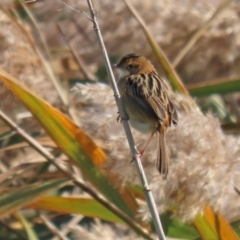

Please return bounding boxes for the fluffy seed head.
[72,83,240,222]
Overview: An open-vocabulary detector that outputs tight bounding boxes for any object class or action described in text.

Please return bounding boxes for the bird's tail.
[156,132,168,179]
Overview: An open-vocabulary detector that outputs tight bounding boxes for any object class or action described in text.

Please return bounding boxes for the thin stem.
[39,213,68,240]
[52,215,83,240]
[85,0,166,239]
[57,23,96,81]
[61,0,93,21]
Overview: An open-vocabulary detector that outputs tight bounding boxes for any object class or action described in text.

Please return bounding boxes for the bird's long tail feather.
[156,132,168,179]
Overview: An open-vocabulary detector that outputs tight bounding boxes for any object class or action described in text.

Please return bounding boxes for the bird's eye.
[127,64,138,73]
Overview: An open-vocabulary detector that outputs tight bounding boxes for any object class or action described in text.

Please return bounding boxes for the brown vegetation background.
[1,0,240,239]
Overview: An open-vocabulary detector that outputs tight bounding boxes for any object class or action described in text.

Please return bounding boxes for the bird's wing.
[125,74,177,125]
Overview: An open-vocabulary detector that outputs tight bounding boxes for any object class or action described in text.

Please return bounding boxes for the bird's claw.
[117,112,129,123]
[130,151,143,163]
[117,113,122,123]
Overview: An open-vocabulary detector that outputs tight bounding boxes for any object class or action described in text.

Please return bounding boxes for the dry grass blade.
[0,162,42,184]
[123,0,188,96]
[172,0,234,68]
[11,3,80,125]
[19,1,68,106]
[0,110,152,240]
[2,7,68,106]
[0,136,56,152]
[57,23,97,82]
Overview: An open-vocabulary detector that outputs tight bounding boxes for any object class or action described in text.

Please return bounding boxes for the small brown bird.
[114,53,178,179]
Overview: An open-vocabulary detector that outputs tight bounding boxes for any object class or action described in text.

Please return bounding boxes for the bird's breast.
[123,97,157,134]
[128,118,152,134]
[117,76,158,134]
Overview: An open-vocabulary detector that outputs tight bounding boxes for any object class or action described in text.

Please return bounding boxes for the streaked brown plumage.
[114,53,178,179]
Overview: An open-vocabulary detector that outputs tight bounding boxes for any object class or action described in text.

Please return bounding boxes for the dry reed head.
[73,82,240,221]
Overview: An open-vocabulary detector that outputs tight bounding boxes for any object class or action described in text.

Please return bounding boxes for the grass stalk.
[86,0,166,239]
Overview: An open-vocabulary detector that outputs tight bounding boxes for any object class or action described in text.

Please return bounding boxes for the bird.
[113,53,178,179]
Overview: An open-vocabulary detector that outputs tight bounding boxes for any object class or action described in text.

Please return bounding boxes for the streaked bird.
[114,53,178,179]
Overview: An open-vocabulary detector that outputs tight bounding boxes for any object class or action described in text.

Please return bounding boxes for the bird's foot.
[130,150,143,163]
[117,112,129,123]
[117,113,122,123]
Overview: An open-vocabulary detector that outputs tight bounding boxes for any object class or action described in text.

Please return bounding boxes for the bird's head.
[113,53,156,77]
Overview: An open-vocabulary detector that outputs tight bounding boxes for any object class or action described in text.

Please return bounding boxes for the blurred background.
[1,0,240,239]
